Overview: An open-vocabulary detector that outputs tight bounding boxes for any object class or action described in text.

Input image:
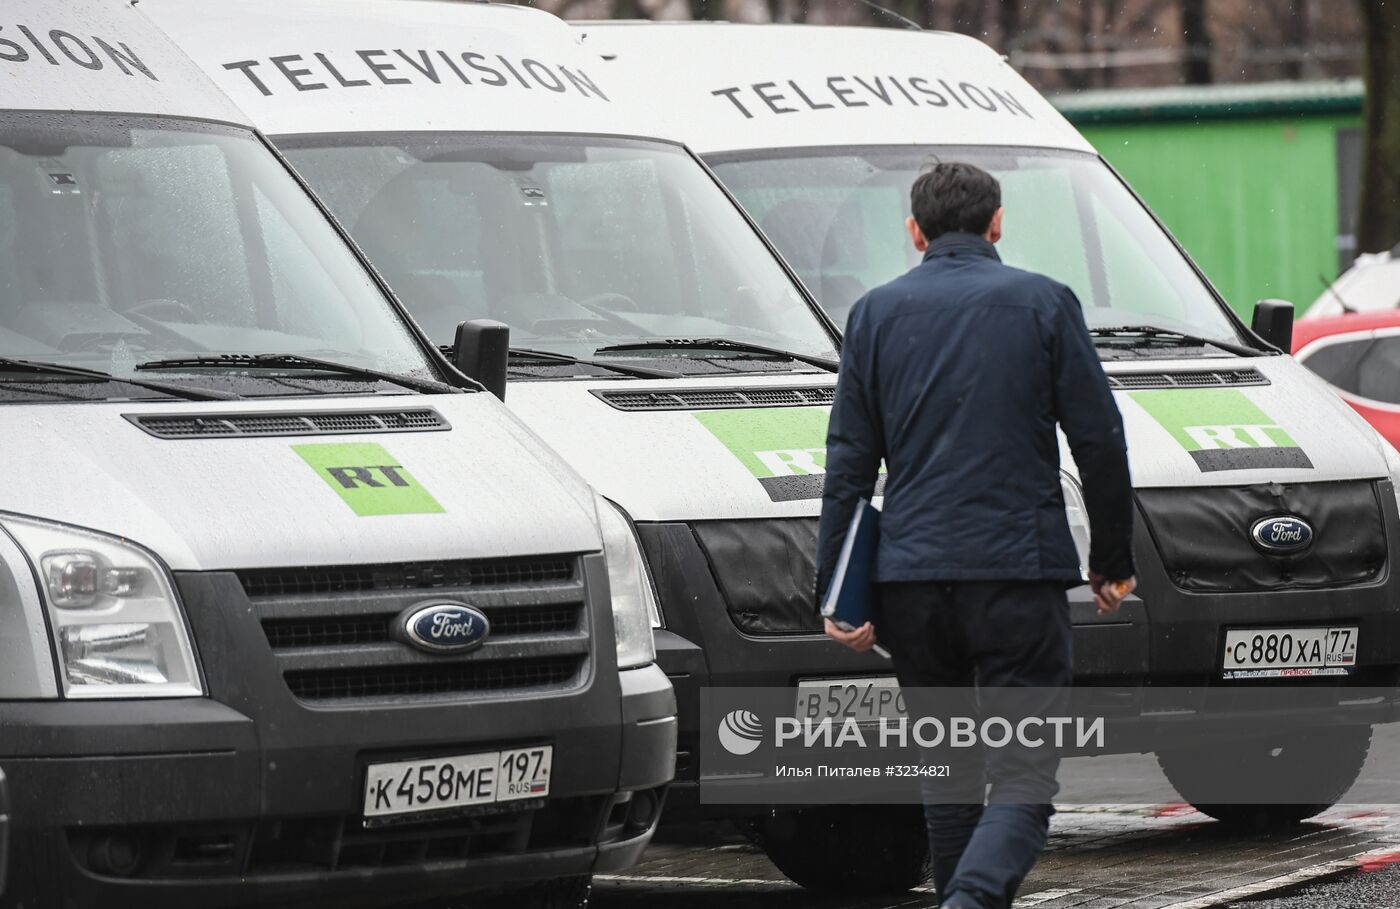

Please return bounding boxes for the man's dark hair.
[910,162,1002,241]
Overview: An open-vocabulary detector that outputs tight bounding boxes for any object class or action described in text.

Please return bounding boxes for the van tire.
[1156,725,1371,829]
[469,874,592,909]
[744,806,929,894]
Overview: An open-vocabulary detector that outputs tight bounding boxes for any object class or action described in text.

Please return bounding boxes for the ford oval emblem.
[1250,515,1314,556]
[400,602,490,654]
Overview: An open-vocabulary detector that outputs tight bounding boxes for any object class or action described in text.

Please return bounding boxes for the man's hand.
[825,617,878,652]
[1090,572,1137,616]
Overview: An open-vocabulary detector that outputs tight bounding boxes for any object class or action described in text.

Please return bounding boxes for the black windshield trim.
[135,354,459,395]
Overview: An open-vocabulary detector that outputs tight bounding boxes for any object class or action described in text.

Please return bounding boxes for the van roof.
[141,0,650,140]
[1,0,246,124]
[577,22,1094,155]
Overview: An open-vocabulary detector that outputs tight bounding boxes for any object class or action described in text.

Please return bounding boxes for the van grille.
[262,606,581,649]
[127,408,448,439]
[1106,368,1268,390]
[284,656,583,701]
[1137,481,1385,591]
[593,385,834,411]
[240,557,574,597]
[240,557,591,705]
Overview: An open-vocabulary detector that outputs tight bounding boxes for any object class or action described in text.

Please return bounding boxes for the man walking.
[816,162,1137,909]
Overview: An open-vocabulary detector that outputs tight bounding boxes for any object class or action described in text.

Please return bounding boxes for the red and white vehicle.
[1294,311,1400,449]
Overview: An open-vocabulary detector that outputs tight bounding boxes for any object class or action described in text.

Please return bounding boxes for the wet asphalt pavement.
[1230,863,1400,907]
[594,804,1400,909]
[589,724,1400,907]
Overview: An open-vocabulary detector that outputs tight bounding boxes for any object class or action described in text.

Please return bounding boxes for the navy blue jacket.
[815,233,1135,595]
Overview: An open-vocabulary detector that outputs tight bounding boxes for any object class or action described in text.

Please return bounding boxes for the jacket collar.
[923,232,1001,263]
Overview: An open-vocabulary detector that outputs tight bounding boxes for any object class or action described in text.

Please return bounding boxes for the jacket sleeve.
[1050,287,1136,580]
[815,298,884,605]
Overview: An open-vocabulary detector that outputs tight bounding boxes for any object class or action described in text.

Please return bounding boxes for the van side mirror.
[1251,299,1294,352]
[453,319,509,400]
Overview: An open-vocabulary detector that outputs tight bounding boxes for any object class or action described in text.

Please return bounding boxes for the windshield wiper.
[1089,326,1262,357]
[0,357,238,401]
[506,347,679,379]
[135,354,458,395]
[593,338,839,373]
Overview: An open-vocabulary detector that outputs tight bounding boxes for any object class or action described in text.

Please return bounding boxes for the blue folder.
[820,499,888,657]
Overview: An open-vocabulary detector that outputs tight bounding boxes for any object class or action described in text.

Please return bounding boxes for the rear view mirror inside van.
[454,318,510,400]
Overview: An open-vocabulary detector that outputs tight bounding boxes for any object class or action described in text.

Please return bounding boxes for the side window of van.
[95,143,255,325]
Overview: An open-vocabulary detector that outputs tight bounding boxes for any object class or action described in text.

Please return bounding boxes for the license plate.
[363,745,552,820]
[795,676,905,722]
[1222,627,1358,679]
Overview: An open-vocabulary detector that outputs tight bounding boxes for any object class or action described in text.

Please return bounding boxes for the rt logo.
[718,709,765,756]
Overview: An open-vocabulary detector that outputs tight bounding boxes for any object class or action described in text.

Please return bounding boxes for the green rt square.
[294,442,445,516]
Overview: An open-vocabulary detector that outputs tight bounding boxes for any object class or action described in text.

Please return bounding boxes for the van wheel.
[1156,725,1371,829]
[744,806,929,894]
[469,875,592,909]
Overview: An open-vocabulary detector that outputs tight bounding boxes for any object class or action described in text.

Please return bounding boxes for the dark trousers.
[879,581,1072,909]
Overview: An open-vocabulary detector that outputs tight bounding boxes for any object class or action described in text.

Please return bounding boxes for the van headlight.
[596,497,659,670]
[0,516,203,698]
[1061,473,1092,582]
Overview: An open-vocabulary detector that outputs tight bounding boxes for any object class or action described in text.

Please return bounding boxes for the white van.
[584,17,1400,818]
[144,0,945,893]
[0,3,674,907]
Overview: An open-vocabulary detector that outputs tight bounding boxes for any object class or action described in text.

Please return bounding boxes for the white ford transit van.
[0,4,673,906]
[584,15,1400,826]
[144,0,945,893]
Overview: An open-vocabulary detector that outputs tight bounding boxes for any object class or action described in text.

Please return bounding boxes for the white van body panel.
[3,394,601,570]
[141,0,639,139]
[1,0,246,123]
[577,22,1093,155]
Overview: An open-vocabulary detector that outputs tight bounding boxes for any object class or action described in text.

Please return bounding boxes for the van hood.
[1110,354,1389,486]
[1,394,600,571]
[505,356,1387,524]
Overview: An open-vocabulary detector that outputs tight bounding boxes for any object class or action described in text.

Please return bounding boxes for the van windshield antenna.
[850,0,923,30]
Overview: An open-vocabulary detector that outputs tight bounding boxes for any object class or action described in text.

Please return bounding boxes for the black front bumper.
[641,488,1400,814]
[0,558,675,908]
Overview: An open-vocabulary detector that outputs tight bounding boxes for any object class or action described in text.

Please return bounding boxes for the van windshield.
[278,133,838,374]
[0,112,437,400]
[708,146,1244,344]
